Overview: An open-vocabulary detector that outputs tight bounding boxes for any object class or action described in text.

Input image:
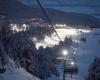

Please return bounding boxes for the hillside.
[0,59,40,80]
[20,0,100,18]
[0,0,100,27]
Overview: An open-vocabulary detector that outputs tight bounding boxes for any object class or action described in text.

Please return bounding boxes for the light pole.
[62,50,68,80]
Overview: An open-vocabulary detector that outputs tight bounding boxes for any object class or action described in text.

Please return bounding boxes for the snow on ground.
[0,28,99,80]
[0,59,39,80]
[35,28,100,80]
[35,28,91,49]
[78,28,100,80]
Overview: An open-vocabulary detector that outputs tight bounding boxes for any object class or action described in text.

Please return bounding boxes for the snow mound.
[0,59,40,80]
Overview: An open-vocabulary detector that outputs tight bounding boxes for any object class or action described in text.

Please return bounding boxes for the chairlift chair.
[64,66,78,74]
[64,62,78,74]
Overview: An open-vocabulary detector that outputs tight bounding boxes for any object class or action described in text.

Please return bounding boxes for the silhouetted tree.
[86,57,100,80]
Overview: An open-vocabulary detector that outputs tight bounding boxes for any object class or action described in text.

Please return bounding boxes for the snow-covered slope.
[0,59,39,80]
[35,28,100,80]
[35,28,91,49]
[78,28,100,80]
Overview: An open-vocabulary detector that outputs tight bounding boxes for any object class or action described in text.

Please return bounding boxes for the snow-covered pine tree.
[86,57,100,80]
[5,23,58,78]
[35,46,59,79]
[0,20,73,79]
[0,19,11,67]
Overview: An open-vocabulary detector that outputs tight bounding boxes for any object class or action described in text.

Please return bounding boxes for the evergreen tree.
[86,57,100,80]
[0,21,73,79]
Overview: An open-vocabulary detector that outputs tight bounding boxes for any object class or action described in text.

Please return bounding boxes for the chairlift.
[64,65,78,74]
[64,62,78,74]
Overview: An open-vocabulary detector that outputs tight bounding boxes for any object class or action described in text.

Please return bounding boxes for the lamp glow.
[62,50,68,56]
[71,61,75,66]
[74,51,77,55]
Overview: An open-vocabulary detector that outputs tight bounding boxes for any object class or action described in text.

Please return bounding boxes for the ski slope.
[0,28,99,80]
[35,28,91,49]
[78,28,100,80]
[35,28,100,80]
[0,59,39,80]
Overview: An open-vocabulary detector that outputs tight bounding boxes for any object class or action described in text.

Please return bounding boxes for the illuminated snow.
[35,28,91,49]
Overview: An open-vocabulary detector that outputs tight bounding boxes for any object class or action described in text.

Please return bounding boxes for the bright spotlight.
[71,61,75,66]
[62,50,68,56]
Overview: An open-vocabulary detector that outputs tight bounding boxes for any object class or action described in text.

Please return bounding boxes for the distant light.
[62,50,68,56]
[32,37,37,42]
[22,24,27,31]
[74,51,77,55]
[71,61,75,66]
[10,24,14,27]
[11,24,17,31]
[15,24,17,27]
[48,25,51,27]
[63,24,66,27]
[23,24,27,27]
[55,24,58,26]
[61,24,63,27]
[35,43,46,49]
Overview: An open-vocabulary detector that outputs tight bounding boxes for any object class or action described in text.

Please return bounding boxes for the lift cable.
[34,0,62,42]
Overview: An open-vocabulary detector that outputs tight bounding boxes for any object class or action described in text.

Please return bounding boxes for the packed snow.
[0,59,39,80]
